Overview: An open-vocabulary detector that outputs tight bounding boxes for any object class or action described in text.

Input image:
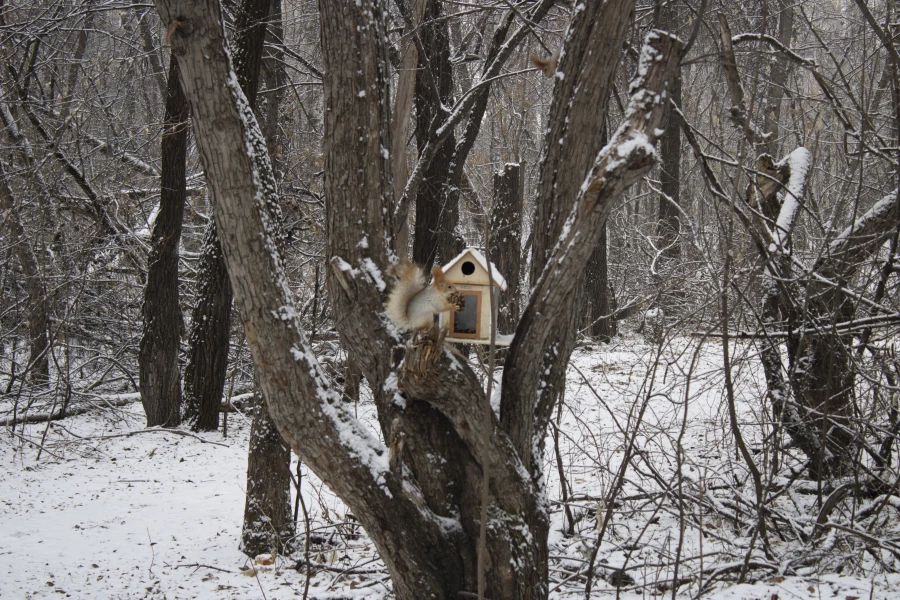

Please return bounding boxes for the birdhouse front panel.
[449,288,482,339]
[439,248,511,345]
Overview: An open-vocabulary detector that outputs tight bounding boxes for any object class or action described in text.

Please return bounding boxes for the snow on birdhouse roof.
[441,247,508,291]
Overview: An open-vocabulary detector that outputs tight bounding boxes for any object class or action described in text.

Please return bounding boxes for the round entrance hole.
[461,261,476,276]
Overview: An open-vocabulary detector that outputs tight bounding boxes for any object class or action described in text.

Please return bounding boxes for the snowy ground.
[2,335,899,599]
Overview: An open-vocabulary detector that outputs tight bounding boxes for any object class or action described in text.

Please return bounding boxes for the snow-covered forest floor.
[2,334,899,599]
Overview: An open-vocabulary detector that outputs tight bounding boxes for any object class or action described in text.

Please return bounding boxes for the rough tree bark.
[658,70,682,260]
[584,224,617,341]
[139,56,189,428]
[410,0,461,270]
[182,224,231,430]
[489,162,522,334]
[241,384,294,556]
[154,0,679,595]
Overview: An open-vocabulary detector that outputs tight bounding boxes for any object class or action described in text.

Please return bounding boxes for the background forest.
[3,0,900,598]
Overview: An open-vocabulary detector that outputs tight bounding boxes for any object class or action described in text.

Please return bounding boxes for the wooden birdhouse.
[438,248,514,346]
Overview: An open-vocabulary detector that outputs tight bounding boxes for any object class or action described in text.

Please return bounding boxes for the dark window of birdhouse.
[461,261,476,276]
[452,291,480,336]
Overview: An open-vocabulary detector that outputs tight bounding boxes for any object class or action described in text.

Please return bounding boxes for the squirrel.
[529,49,559,78]
[386,261,464,332]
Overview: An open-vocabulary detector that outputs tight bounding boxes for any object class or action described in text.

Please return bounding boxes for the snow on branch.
[821,189,900,279]
[772,147,811,248]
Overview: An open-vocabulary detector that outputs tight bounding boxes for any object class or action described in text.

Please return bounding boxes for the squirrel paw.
[448,291,465,311]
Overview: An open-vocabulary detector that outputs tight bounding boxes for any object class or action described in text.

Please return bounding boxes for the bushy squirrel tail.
[530,50,559,78]
[385,261,428,331]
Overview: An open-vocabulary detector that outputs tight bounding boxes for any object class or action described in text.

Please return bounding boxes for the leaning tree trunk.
[155,0,679,595]
[139,56,189,428]
[232,0,296,556]
[184,0,272,432]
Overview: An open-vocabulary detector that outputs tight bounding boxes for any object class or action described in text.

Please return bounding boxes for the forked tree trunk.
[408,0,544,270]
[139,56,189,428]
[155,0,679,595]
[754,149,899,478]
[717,9,889,479]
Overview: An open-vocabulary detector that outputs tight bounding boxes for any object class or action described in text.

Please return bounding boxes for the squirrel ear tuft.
[431,265,445,280]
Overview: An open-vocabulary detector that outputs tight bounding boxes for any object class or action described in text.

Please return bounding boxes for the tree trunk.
[411,0,461,270]
[139,56,189,428]
[182,226,232,430]
[752,149,899,478]
[762,0,794,155]
[584,223,617,341]
[240,385,295,557]
[219,0,297,557]
[408,0,546,269]
[184,0,271,432]
[657,70,682,261]
[155,0,678,595]
[584,125,617,342]
[489,162,522,334]
[391,0,426,257]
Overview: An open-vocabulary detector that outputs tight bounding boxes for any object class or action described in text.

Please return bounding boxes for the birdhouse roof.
[441,248,508,291]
